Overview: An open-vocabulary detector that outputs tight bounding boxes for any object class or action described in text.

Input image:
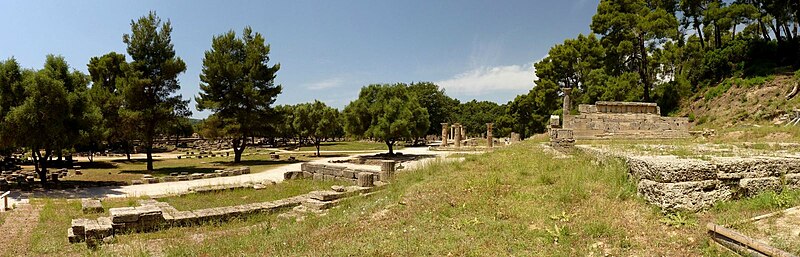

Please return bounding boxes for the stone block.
[109,207,139,223]
[356,172,374,187]
[739,177,782,196]
[177,175,189,181]
[341,169,356,179]
[71,218,89,236]
[312,173,324,181]
[787,174,800,190]
[190,173,203,180]
[144,178,159,184]
[626,156,716,183]
[161,176,178,182]
[240,167,251,174]
[68,227,83,243]
[283,171,303,180]
[81,199,104,214]
[131,180,143,185]
[302,198,338,210]
[302,171,313,179]
[309,190,348,201]
[637,179,732,212]
[323,174,334,181]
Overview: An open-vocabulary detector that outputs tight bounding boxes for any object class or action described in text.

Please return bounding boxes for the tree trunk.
[232,137,246,163]
[694,18,705,49]
[88,150,94,163]
[314,138,321,156]
[145,145,154,171]
[714,21,721,49]
[758,19,771,40]
[638,35,651,102]
[386,140,394,155]
[35,149,50,185]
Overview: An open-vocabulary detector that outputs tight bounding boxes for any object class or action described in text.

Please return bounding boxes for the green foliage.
[408,82,459,136]
[293,100,342,156]
[659,212,697,228]
[343,83,429,154]
[451,100,506,137]
[196,26,281,162]
[122,11,189,170]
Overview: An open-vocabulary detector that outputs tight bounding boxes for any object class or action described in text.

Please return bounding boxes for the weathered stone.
[637,179,732,212]
[81,198,104,214]
[379,161,396,181]
[131,179,143,185]
[331,185,346,192]
[626,156,716,183]
[356,172,374,187]
[67,227,83,243]
[283,171,303,180]
[109,207,138,223]
[739,177,782,196]
[253,184,266,190]
[71,218,90,236]
[302,198,338,210]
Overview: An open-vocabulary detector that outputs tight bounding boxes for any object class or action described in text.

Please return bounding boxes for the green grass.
[21,140,800,255]
[63,152,331,183]
[297,141,403,152]
[160,179,339,211]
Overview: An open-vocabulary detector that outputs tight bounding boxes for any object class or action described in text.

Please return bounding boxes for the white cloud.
[436,63,537,96]
[306,78,345,90]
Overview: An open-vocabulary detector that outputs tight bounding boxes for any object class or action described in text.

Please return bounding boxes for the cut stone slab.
[637,179,732,211]
[356,172,374,187]
[739,177,782,196]
[626,156,716,183]
[81,198,104,214]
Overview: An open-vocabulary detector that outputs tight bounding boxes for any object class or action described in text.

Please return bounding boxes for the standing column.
[454,123,462,148]
[461,125,466,141]
[450,126,454,141]
[562,87,572,115]
[486,123,493,148]
[441,123,449,146]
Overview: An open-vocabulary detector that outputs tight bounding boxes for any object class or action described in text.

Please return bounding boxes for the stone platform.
[564,102,689,139]
[580,145,800,211]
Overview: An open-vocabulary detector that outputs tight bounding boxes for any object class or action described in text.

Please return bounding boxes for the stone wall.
[565,102,689,139]
[299,163,378,184]
[580,145,800,211]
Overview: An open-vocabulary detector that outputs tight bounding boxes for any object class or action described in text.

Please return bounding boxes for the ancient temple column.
[441,123,449,146]
[454,123,462,148]
[562,87,572,115]
[486,123,493,148]
[450,126,455,141]
[461,125,466,140]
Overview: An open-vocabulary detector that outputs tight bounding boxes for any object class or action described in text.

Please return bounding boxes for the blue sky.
[0,0,598,119]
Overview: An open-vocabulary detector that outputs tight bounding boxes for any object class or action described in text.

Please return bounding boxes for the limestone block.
[81,198,104,214]
[302,171,313,179]
[309,190,348,201]
[356,172,374,187]
[626,156,716,183]
[302,198,338,210]
[715,157,788,179]
[312,173,324,181]
[283,171,304,180]
[161,176,178,182]
[787,174,800,189]
[637,179,732,211]
[739,177,782,196]
[67,227,83,243]
[323,175,334,181]
[240,167,251,174]
[71,218,90,236]
[110,207,138,223]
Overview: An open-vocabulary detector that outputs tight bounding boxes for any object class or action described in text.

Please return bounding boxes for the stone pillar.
[441,123,449,146]
[486,123,493,148]
[562,87,572,115]
[450,126,454,141]
[461,125,466,140]
[454,123,462,148]
[379,160,396,181]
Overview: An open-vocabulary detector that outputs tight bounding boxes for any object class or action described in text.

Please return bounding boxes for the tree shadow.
[77,161,118,169]
[120,166,217,176]
[111,159,164,164]
[210,159,300,167]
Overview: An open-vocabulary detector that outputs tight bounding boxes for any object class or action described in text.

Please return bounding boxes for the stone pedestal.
[441,123,449,146]
[379,160,396,181]
[486,123,493,148]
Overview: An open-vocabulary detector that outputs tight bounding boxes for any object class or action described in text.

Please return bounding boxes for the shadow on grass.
[111,159,164,164]
[120,166,217,176]
[78,161,118,169]
[211,159,300,167]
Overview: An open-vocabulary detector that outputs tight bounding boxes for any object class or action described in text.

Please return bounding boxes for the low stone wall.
[298,163,380,185]
[69,185,378,248]
[580,146,800,211]
[132,167,251,185]
[563,113,689,139]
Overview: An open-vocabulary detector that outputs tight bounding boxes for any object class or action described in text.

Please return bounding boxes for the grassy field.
[297,141,403,152]
[23,179,340,256]
[66,140,794,256]
[161,180,339,211]
[62,152,345,183]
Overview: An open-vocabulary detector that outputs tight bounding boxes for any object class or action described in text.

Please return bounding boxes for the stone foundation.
[299,163,386,186]
[565,102,689,139]
[582,145,800,211]
[69,185,378,248]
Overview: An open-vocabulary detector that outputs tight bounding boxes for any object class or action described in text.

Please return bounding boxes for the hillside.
[683,73,800,129]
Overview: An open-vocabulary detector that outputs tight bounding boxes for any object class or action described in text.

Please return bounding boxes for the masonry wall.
[565,102,689,139]
[299,163,379,184]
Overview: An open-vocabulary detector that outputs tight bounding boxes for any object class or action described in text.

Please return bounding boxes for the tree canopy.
[196,26,281,162]
[343,83,429,154]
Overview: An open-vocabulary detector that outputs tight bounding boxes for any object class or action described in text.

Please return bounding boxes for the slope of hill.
[682,73,800,129]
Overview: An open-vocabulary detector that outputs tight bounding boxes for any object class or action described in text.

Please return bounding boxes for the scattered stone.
[331,185,345,192]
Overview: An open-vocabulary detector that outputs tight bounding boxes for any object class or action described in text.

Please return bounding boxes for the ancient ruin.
[563,101,689,140]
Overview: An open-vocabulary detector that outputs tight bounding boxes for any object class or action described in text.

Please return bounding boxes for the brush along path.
[0,204,42,255]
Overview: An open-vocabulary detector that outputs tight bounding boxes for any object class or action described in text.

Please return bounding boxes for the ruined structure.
[563,101,689,139]
[441,123,449,146]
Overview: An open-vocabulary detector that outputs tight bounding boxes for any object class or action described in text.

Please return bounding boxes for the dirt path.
[0,204,42,256]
